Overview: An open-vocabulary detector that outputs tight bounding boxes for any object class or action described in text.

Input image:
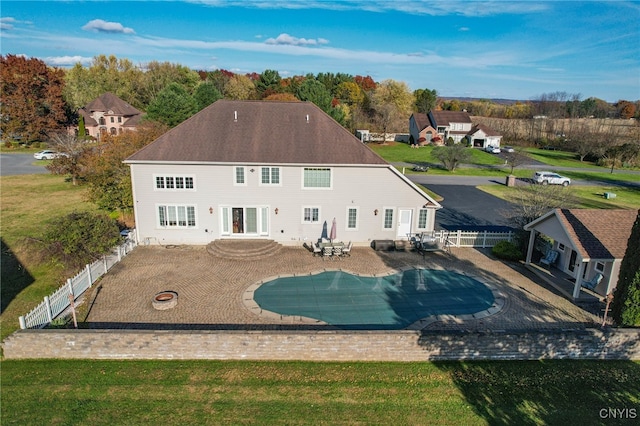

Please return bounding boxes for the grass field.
[479,184,640,210]
[2,359,639,425]
[0,174,100,340]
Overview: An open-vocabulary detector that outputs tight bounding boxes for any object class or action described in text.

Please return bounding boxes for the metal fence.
[18,236,137,330]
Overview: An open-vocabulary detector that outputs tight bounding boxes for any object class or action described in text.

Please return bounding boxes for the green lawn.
[2,359,638,425]
[0,174,100,341]
[369,142,504,166]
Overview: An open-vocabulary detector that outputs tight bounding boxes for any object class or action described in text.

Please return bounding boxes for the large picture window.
[158,205,196,228]
[303,168,331,188]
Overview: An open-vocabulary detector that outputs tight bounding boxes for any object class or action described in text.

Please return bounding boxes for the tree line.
[3,54,638,146]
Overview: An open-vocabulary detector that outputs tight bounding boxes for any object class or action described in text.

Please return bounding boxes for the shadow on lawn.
[1,238,34,314]
[432,360,640,426]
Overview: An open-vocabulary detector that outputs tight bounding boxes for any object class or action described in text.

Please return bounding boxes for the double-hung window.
[303,168,331,189]
[302,207,320,223]
[346,207,358,230]
[260,167,280,185]
[383,208,394,229]
[234,166,246,185]
[418,209,429,229]
[158,205,196,228]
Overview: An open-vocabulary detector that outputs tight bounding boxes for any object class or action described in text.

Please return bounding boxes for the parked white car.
[503,146,515,153]
[485,145,501,154]
[33,150,59,160]
[533,171,571,186]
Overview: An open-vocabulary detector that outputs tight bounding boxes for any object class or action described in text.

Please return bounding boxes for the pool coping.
[242,266,506,331]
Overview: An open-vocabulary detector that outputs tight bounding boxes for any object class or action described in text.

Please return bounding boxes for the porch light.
[209,207,213,214]
[275,208,279,215]
[374,209,378,216]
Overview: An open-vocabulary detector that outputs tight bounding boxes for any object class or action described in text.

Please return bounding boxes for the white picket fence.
[434,229,514,248]
[19,236,137,330]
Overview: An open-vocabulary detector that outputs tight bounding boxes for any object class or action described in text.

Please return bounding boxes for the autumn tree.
[263,93,299,102]
[224,74,256,100]
[1,54,67,142]
[136,61,200,107]
[370,79,414,138]
[414,88,438,113]
[616,100,636,119]
[83,121,168,221]
[335,81,364,106]
[145,83,198,126]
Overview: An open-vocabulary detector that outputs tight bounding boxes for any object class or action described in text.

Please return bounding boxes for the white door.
[397,209,412,238]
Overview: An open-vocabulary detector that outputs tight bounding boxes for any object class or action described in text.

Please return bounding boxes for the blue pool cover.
[253,269,495,329]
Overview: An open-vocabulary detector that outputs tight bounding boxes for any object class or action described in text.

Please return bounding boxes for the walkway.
[83,245,600,331]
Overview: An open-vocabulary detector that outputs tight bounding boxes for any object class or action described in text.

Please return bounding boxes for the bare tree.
[46,133,93,185]
[503,184,578,229]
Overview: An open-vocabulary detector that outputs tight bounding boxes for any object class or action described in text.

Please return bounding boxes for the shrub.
[492,240,523,261]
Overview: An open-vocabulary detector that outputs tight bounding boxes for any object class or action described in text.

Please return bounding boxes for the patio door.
[397,209,412,238]
[221,206,269,237]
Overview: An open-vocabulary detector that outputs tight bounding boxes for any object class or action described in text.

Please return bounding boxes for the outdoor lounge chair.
[540,250,559,267]
[311,242,322,257]
[582,273,603,291]
[341,241,352,257]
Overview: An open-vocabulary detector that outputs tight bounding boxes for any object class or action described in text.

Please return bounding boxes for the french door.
[221,206,269,237]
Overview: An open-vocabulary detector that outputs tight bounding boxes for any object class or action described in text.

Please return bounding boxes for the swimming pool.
[252,269,497,329]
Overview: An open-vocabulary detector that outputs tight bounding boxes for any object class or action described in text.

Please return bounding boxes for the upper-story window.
[303,168,331,189]
[99,117,106,125]
[110,117,115,123]
[234,166,246,185]
[155,175,195,190]
[118,116,122,123]
[260,167,280,185]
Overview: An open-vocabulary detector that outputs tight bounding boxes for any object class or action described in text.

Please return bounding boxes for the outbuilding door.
[397,209,413,238]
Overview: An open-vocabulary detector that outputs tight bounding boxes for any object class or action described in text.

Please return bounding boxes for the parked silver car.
[533,171,571,186]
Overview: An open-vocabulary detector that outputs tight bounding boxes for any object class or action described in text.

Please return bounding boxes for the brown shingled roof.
[84,93,142,117]
[126,100,388,165]
[429,110,472,126]
[469,123,501,137]
[557,209,638,260]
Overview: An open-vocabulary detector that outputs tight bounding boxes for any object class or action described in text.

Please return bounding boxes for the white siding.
[130,163,438,245]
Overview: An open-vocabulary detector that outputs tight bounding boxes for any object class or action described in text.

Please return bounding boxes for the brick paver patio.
[84,245,601,331]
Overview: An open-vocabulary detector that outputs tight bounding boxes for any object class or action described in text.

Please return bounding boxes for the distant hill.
[439,97,523,105]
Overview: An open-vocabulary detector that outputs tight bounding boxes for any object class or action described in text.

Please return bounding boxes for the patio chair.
[341,241,352,257]
[540,250,559,268]
[581,273,603,291]
[322,246,334,260]
[311,242,322,257]
[333,245,344,259]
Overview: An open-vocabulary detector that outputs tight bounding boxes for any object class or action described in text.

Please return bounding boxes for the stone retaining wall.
[3,328,640,360]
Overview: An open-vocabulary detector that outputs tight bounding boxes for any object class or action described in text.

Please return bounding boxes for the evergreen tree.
[145,83,198,126]
[612,210,640,326]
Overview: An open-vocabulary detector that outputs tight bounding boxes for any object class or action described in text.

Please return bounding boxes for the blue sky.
[1,0,639,102]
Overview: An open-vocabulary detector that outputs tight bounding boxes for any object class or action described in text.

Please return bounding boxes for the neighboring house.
[409,111,501,148]
[524,209,637,299]
[467,124,503,149]
[73,93,143,140]
[125,100,442,246]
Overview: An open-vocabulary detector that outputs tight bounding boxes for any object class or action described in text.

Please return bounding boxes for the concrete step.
[206,239,283,260]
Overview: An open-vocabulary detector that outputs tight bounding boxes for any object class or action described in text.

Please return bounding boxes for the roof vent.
[234,111,237,122]
[306,114,309,123]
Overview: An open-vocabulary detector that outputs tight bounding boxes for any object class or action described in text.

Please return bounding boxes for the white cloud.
[188,0,549,16]
[82,19,135,34]
[264,33,329,46]
[1,17,33,30]
[44,56,93,66]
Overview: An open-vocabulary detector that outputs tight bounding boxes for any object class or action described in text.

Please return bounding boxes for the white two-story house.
[409,110,501,148]
[125,100,441,246]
